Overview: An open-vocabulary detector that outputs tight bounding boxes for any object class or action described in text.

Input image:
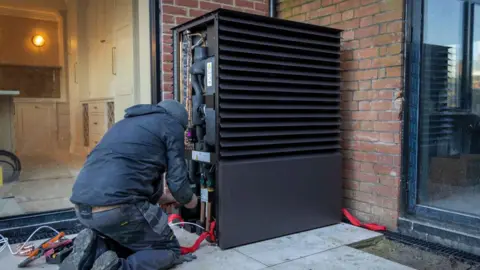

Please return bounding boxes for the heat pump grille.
[217,13,342,160]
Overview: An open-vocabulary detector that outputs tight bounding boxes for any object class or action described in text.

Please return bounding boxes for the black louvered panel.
[420,44,454,148]
[217,14,341,160]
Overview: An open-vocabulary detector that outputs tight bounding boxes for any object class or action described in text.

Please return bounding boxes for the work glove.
[173,254,197,266]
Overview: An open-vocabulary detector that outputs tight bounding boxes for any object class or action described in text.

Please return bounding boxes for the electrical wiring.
[169,221,205,231]
[0,226,60,255]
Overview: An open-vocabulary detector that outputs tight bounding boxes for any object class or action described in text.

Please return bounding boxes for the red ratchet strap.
[342,208,386,231]
[168,214,216,255]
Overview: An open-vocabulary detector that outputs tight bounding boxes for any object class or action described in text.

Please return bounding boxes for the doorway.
[0,0,152,218]
[406,0,480,228]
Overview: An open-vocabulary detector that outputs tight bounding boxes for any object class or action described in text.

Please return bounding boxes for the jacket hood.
[124,104,166,118]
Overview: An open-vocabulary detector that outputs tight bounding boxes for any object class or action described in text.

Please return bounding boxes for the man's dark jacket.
[70,104,193,206]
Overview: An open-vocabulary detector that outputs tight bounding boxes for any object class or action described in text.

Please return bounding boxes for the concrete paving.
[0,223,413,270]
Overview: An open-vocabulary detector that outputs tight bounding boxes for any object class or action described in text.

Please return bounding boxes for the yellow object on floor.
[0,166,3,187]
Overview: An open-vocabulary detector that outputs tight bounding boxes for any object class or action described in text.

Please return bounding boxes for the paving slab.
[266,246,414,270]
[234,223,381,266]
[0,223,400,270]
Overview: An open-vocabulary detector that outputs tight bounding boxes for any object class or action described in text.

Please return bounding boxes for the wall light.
[32,35,45,47]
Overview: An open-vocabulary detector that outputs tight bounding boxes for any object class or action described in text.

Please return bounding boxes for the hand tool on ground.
[17,232,66,268]
[45,241,73,265]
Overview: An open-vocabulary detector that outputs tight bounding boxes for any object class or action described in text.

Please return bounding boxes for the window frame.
[404,0,480,229]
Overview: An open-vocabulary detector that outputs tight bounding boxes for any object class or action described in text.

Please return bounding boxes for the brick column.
[278,0,404,229]
[161,0,268,100]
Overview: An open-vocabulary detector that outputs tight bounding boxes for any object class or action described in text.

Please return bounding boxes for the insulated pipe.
[269,0,277,17]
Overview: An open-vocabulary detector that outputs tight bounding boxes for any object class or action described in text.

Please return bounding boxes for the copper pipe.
[206,202,212,231]
[200,202,205,223]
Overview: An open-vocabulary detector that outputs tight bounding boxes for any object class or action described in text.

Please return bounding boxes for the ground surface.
[358,238,480,270]
[0,223,414,270]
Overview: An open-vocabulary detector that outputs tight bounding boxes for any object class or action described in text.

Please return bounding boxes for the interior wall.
[0,14,59,67]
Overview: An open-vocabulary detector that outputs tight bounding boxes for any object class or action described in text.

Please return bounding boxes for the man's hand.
[184,194,198,209]
[158,193,178,205]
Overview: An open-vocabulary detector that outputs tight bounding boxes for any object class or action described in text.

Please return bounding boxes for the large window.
[409,0,480,224]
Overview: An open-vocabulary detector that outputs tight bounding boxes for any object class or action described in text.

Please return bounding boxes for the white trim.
[0,6,59,21]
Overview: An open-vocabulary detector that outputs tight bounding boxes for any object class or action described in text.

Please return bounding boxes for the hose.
[0,150,21,184]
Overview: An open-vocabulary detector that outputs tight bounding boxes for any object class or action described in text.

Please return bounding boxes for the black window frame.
[403,0,480,229]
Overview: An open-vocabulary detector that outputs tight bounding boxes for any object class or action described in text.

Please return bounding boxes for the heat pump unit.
[172,9,342,249]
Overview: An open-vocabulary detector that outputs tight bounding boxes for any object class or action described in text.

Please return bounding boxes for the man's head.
[158,100,188,130]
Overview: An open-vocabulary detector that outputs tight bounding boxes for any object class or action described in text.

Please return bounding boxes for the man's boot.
[59,229,97,270]
[91,251,120,270]
[60,229,110,270]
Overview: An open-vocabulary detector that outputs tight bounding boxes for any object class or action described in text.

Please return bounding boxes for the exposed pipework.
[269,0,277,17]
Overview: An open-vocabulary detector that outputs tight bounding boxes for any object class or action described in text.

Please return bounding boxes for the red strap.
[167,214,216,255]
[342,208,386,231]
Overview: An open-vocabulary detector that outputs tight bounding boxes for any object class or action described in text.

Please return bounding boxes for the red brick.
[301,1,322,12]
[175,0,199,8]
[378,90,394,99]
[359,37,374,48]
[372,55,402,68]
[360,16,373,27]
[163,14,175,24]
[342,10,354,20]
[162,63,173,72]
[376,144,400,155]
[359,59,372,69]
[353,91,377,101]
[374,122,399,132]
[351,111,378,121]
[370,100,392,110]
[359,101,370,110]
[307,5,336,19]
[374,10,403,23]
[189,9,207,17]
[342,30,355,40]
[355,25,379,38]
[331,18,360,30]
[331,13,342,23]
[372,184,398,197]
[341,60,359,69]
[350,130,380,141]
[359,80,371,90]
[373,33,402,46]
[355,4,380,17]
[386,20,403,33]
[218,0,235,4]
[386,67,402,77]
[353,47,378,59]
[337,0,361,12]
[255,2,268,12]
[372,78,401,89]
[322,0,333,6]
[235,0,254,9]
[377,155,394,165]
[361,0,378,5]
[200,1,222,10]
[379,133,394,143]
[356,69,378,80]
[163,5,188,16]
[175,16,192,24]
[378,112,396,121]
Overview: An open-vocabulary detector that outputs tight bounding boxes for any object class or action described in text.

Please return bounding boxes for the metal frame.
[0,0,162,240]
[403,0,480,229]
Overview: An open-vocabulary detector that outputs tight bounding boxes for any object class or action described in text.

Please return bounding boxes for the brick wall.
[161,0,268,100]
[278,0,404,229]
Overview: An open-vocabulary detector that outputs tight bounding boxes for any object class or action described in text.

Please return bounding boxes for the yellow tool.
[0,166,3,187]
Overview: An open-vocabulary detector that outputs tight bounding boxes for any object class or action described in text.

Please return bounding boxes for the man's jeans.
[76,201,181,270]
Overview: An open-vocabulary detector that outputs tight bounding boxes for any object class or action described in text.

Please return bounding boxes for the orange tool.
[17,232,66,268]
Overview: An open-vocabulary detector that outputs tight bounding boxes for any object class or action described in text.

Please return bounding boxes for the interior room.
[0,0,148,218]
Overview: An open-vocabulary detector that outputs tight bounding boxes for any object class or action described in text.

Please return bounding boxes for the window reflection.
[418,0,480,216]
